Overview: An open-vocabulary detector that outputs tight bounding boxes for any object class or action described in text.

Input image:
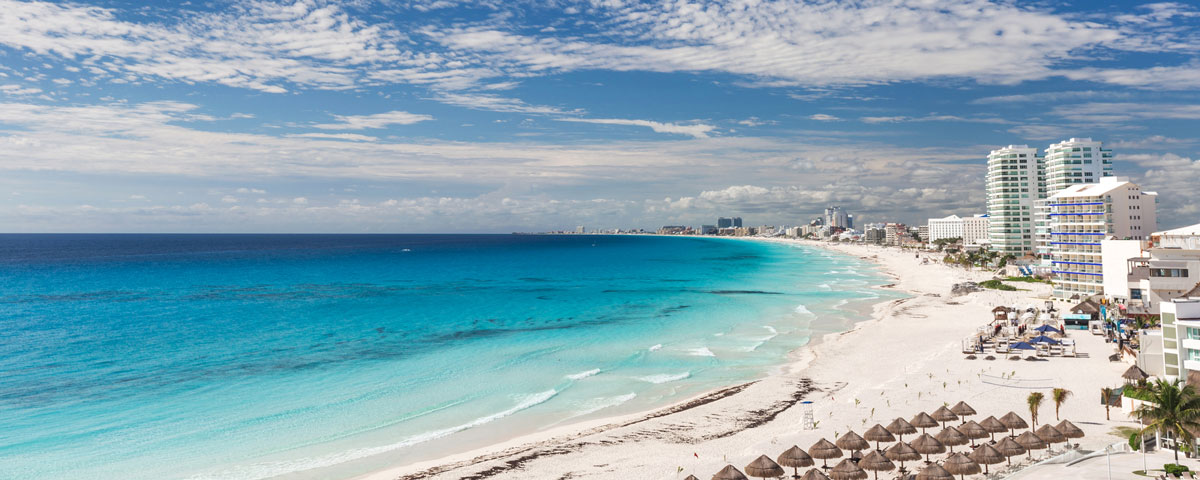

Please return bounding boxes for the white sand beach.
[360,239,1135,480]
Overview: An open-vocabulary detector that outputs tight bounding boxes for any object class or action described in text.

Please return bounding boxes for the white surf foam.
[688,347,716,357]
[566,369,601,380]
[637,372,691,384]
[764,325,777,334]
[818,283,832,290]
[794,304,813,315]
[648,344,663,352]
[571,393,638,417]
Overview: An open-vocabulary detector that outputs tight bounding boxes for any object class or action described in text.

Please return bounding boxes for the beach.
[362,239,1132,480]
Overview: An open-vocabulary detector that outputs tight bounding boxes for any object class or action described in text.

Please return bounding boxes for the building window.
[1151,268,1190,278]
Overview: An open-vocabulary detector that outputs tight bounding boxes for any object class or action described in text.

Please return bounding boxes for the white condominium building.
[1048,177,1156,300]
[1114,223,1200,316]
[927,214,989,245]
[1034,138,1115,261]
[1158,298,1200,383]
[986,145,1043,256]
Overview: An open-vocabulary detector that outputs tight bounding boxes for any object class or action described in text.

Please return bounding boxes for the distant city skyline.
[1,1,1199,232]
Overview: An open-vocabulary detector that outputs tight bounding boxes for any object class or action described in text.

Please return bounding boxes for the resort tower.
[986,145,1044,256]
[1034,138,1115,262]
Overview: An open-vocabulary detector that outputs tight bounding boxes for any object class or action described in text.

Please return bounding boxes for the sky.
[1,0,1199,233]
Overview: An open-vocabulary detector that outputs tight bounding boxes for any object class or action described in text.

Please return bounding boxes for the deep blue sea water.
[0,234,898,479]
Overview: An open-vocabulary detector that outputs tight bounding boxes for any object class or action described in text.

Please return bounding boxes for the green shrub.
[1164,463,1190,476]
[980,279,1018,291]
[1130,433,1140,451]
[1004,276,1051,284]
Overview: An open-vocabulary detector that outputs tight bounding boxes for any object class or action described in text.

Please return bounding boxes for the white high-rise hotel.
[986,145,1043,255]
[1034,138,1115,261]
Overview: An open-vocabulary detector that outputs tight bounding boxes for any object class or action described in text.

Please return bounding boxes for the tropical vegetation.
[1052,388,1072,421]
[1028,391,1045,428]
[1132,379,1200,463]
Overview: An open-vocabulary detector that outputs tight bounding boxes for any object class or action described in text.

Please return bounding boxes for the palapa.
[1014,431,1047,459]
[809,438,843,468]
[914,463,953,480]
[968,444,1005,475]
[935,426,968,453]
[828,459,867,480]
[712,464,749,480]
[1035,424,1067,445]
[950,401,977,421]
[1122,365,1150,382]
[910,433,946,462]
[685,476,700,480]
[942,452,981,480]
[994,437,1027,465]
[778,445,815,478]
[886,417,918,440]
[911,412,939,433]
[979,416,1008,441]
[800,468,831,480]
[857,450,894,480]
[1054,419,1086,439]
[745,455,785,479]
[998,411,1029,437]
[884,441,921,473]
[863,424,895,450]
[958,420,989,447]
[931,405,959,428]
[836,430,871,452]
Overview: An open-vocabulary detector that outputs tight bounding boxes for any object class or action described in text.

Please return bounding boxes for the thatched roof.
[914,463,953,480]
[1054,420,1085,439]
[828,459,867,480]
[886,417,917,436]
[911,412,939,429]
[800,468,831,480]
[744,455,785,478]
[943,453,981,476]
[864,424,895,444]
[931,405,959,423]
[950,401,977,417]
[858,451,894,472]
[885,441,921,462]
[1035,424,1067,444]
[959,420,990,439]
[1014,431,1047,450]
[809,438,844,459]
[1071,299,1101,315]
[969,444,1005,465]
[777,445,814,468]
[836,430,871,451]
[999,411,1029,430]
[685,476,700,480]
[980,416,1008,433]
[935,426,968,446]
[1123,365,1150,381]
[992,306,1011,313]
[995,437,1026,457]
[712,464,749,480]
[910,433,946,454]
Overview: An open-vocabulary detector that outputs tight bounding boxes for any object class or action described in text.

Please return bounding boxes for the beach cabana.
[935,426,968,453]
[1035,424,1067,452]
[999,412,1029,438]
[968,444,1005,475]
[828,459,867,480]
[914,463,953,480]
[1014,431,1047,459]
[1123,365,1150,384]
[713,464,749,480]
[1028,335,1060,344]
[799,469,830,480]
[911,412,939,434]
[950,401,976,423]
[884,441,921,474]
[857,451,893,480]
[979,416,1007,442]
[994,437,1026,465]
[777,445,814,478]
[931,406,958,428]
[942,453,980,480]
[958,420,989,447]
[910,433,946,462]
[1054,420,1086,441]
[836,430,870,454]
[863,424,895,450]
[886,417,918,441]
[745,455,785,479]
[809,439,843,469]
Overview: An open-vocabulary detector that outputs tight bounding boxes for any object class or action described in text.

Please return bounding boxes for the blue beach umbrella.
[1028,335,1060,345]
[1033,325,1062,335]
[1009,342,1037,350]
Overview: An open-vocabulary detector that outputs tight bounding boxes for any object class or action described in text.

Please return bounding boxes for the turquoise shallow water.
[0,234,898,479]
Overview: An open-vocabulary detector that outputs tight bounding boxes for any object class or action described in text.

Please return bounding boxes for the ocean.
[0,234,899,479]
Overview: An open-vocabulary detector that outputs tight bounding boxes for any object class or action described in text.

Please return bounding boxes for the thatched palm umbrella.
[935,426,968,453]
[910,433,946,462]
[745,455,785,479]
[800,469,830,480]
[1035,424,1067,452]
[836,430,871,457]
[942,452,981,480]
[829,459,867,480]
[931,405,959,429]
[998,411,1029,438]
[886,417,918,441]
[950,401,977,424]
[969,444,1005,475]
[1122,365,1149,383]
[979,416,1008,442]
[713,464,749,480]
[914,463,953,480]
[685,476,699,480]
[958,420,989,448]
[863,424,895,451]
[1014,431,1047,459]
[809,438,843,469]
[885,441,921,474]
[857,450,894,480]
[1054,419,1085,441]
[911,412,939,434]
[778,445,814,479]
[994,437,1026,465]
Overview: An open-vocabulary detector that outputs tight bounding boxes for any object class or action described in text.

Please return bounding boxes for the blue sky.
[1,0,1199,232]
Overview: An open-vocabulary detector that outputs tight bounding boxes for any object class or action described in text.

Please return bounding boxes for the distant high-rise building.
[1033,138,1115,261]
[717,217,733,229]
[576,225,586,234]
[846,214,854,230]
[732,217,743,228]
[986,145,1043,256]
[824,206,849,229]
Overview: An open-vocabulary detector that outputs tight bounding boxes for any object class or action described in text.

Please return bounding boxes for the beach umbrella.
[994,437,1026,465]
[857,450,894,480]
[1029,335,1060,344]
[777,445,814,478]
[910,433,946,462]
[931,406,959,429]
[1033,324,1061,334]
[863,424,895,450]
[829,459,867,480]
[836,430,871,453]
[799,468,831,480]
[884,441,921,473]
[1035,424,1068,451]
[713,464,750,480]
[942,453,981,480]
[998,411,1029,437]
[950,402,976,423]
[809,438,843,468]
[914,463,953,480]
[745,455,785,479]
[686,476,699,480]
[980,416,1008,441]
[969,444,1005,475]
[1014,431,1047,459]
[911,412,939,434]
[1123,365,1150,383]
[1054,420,1086,440]
[935,426,968,453]
[886,417,918,441]
[958,420,989,447]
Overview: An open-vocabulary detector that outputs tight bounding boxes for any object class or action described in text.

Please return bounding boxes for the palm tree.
[1052,388,1073,421]
[1133,379,1200,463]
[1101,387,1115,420]
[1027,392,1045,428]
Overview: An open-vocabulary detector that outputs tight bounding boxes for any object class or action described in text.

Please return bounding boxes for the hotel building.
[1034,138,1115,261]
[986,145,1043,255]
[1108,223,1200,316]
[1158,298,1200,383]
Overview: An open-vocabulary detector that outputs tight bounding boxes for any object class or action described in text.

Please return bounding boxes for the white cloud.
[808,114,841,122]
[0,84,42,96]
[430,92,578,114]
[557,117,716,138]
[312,111,433,130]
[236,187,267,194]
[970,90,1126,104]
[287,133,379,142]
[860,114,1008,124]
